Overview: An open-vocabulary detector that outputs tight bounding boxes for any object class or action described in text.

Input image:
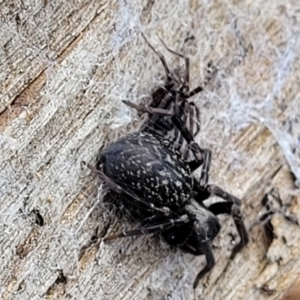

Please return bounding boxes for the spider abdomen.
[98,131,193,207]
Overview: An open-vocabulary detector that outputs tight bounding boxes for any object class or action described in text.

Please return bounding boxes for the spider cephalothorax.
[85,34,248,288]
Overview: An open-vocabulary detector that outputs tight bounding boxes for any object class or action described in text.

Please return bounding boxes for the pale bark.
[1,1,300,300]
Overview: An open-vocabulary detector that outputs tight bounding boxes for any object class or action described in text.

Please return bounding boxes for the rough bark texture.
[1,1,300,300]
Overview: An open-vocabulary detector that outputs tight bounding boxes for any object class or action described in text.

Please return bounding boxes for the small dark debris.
[259,283,276,296]
[31,208,44,226]
[55,269,67,284]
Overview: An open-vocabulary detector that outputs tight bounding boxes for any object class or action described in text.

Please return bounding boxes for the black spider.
[84,34,248,288]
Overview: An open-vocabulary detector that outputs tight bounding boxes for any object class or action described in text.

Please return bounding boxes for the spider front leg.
[159,38,215,101]
[142,34,208,119]
[141,33,173,83]
[134,90,175,134]
[103,214,189,241]
[158,37,190,94]
[204,185,249,257]
[172,61,217,99]
[177,221,216,288]
[149,34,216,98]
[192,243,215,289]
[122,100,173,117]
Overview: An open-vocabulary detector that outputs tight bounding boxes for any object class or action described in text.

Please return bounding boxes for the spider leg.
[167,122,180,149]
[177,100,201,161]
[199,148,211,186]
[103,214,189,241]
[186,160,202,172]
[142,33,172,83]
[141,36,206,143]
[187,61,217,98]
[172,98,201,158]
[122,100,173,116]
[206,201,232,215]
[150,97,191,152]
[124,96,177,136]
[158,37,190,94]
[168,99,188,151]
[83,162,170,216]
[148,87,170,109]
[139,92,174,133]
[205,185,249,258]
[172,98,212,185]
[171,61,217,99]
[193,242,215,289]
[176,220,216,288]
[188,102,200,137]
[183,146,211,186]
[146,95,199,157]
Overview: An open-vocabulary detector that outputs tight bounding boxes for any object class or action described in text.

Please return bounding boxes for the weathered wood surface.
[1,1,300,299]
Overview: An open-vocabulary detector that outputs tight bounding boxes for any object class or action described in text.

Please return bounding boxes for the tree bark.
[1,1,300,299]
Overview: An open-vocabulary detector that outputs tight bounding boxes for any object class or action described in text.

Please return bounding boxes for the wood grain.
[1,1,300,299]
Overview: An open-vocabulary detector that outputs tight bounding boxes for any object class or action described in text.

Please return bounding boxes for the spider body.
[99,132,194,208]
[86,34,248,288]
[97,130,223,288]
